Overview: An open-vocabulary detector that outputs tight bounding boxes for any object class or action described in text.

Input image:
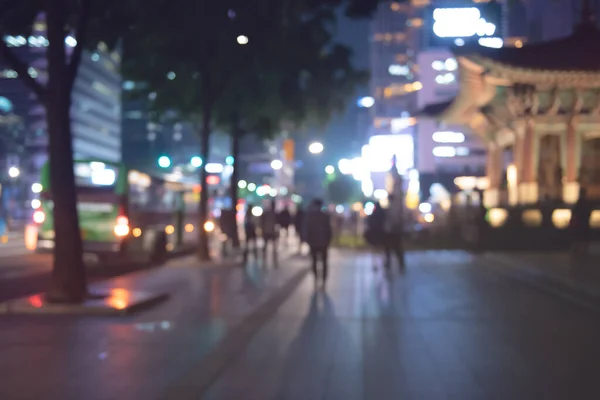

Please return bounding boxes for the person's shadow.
[273,290,338,399]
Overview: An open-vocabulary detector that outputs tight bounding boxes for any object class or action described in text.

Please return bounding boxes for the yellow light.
[552,209,571,229]
[522,209,542,227]
[204,221,215,232]
[515,40,523,48]
[440,199,451,211]
[185,223,194,233]
[132,228,142,238]
[412,81,423,90]
[406,192,419,210]
[590,210,600,228]
[424,213,435,223]
[487,208,508,228]
[114,224,130,237]
[351,202,363,212]
[1,235,7,244]
[165,225,175,235]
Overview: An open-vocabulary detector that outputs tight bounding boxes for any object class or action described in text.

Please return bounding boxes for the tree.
[0,0,136,303]
[327,173,361,205]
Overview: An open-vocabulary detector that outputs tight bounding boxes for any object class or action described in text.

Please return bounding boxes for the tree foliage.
[327,173,361,205]
[123,0,373,257]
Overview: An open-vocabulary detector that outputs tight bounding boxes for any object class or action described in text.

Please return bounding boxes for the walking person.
[569,187,592,264]
[384,194,406,270]
[364,201,386,269]
[278,206,293,246]
[294,204,306,254]
[304,199,333,286]
[243,203,258,263]
[260,199,279,264]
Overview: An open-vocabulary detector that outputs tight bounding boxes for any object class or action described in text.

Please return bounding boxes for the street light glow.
[190,156,203,168]
[8,166,19,178]
[308,142,324,154]
[238,180,247,189]
[237,35,249,45]
[325,165,335,174]
[357,96,375,108]
[271,159,283,170]
[158,156,171,168]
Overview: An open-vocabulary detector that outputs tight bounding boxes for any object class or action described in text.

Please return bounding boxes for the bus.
[32,159,201,263]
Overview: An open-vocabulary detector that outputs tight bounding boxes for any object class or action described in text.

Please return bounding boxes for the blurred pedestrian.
[364,201,386,269]
[304,199,332,286]
[260,199,279,263]
[243,203,258,262]
[294,204,306,254]
[570,187,592,261]
[278,206,293,245]
[384,194,406,269]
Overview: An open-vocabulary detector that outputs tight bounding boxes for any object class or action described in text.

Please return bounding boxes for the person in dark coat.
[243,203,258,261]
[303,199,333,285]
[365,202,386,269]
[278,206,293,245]
[570,187,592,259]
[294,205,306,254]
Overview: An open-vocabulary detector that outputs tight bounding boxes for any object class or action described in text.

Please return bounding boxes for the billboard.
[424,2,503,48]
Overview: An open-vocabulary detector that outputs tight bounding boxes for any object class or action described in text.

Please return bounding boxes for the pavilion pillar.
[483,143,502,207]
[518,120,539,204]
[563,119,582,204]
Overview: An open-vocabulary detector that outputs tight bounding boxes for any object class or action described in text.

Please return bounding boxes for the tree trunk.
[197,108,212,260]
[229,118,242,249]
[45,0,87,303]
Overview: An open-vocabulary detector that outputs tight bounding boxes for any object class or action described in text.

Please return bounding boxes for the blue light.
[225,156,234,165]
[190,156,202,168]
[158,156,171,168]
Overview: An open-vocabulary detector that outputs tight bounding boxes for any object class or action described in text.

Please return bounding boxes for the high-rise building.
[0,19,122,219]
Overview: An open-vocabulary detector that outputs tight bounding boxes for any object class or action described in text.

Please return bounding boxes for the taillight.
[114,215,130,237]
[33,210,45,224]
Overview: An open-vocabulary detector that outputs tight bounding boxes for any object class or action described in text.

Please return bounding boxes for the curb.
[479,253,600,313]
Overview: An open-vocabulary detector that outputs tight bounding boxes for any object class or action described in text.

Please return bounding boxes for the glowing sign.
[365,135,414,174]
[433,8,496,38]
[478,37,503,48]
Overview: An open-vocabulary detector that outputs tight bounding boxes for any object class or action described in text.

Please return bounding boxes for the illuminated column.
[562,120,582,204]
[483,142,502,208]
[518,120,539,204]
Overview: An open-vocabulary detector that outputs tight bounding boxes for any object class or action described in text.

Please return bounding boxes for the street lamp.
[357,96,375,108]
[308,142,324,154]
[158,156,171,168]
[8,166,19,178]
[325,165,335,175]
[190,156,202,168]
[270,159,283,170]
[237,35,249,45]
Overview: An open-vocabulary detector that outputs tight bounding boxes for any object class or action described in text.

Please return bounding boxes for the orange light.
[114,215,130,237]
[185,223,194,233]
[204,221,215,232]
[193,184,201,193]
[165,225,175,235]
[132,228,142,237]
[33,210,45,224]
[1,235,7,244]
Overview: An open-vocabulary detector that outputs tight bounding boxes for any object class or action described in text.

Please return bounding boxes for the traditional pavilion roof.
[453,10,600,72]
[417,100,454,118]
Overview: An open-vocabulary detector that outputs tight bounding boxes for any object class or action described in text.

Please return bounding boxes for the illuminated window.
[432,131,465,143]
[395,54,408,63]
[433,146,456,157]
[411,0,430,7]
[407,18,424,28]
[435,73,455,85]
[0,69,18,78]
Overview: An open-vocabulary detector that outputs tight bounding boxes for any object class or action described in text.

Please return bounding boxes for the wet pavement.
[2,250,600,399]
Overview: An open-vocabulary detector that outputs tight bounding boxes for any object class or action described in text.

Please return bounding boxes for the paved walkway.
[2,250,600,399]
